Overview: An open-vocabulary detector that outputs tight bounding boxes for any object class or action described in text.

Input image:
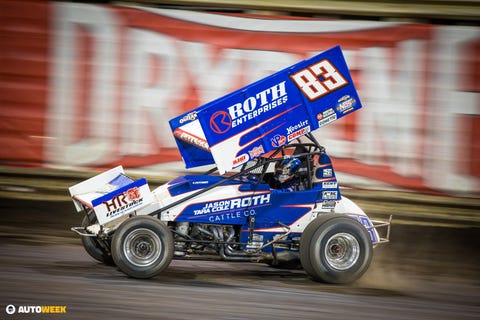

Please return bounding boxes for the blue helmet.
[275,157,301,183]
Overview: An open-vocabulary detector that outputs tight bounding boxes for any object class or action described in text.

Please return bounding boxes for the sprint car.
[69,46,390,284]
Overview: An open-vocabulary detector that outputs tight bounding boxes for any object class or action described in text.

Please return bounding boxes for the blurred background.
[0,0,479,197]
[0,2,479,319]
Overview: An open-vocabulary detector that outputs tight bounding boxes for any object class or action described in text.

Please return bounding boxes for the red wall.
[0,1,478,194]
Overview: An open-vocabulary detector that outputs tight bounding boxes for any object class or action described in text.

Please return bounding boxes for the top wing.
[170,46,361,173]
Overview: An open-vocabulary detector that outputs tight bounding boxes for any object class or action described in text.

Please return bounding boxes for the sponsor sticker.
[336,95,357,114]
[321,200,337,209]
[322,181,338,189]
[248,145,265,158]
[209,110,232,134]
[317,108,335,120]
[322,190,338,200]
[226,81,288,130]
[92,179,153,225]
[287,125,311,142]
[192,180,209,185]
[179,111,197,124]
[318,113,337,127]
[271,134,286,148]
[233,153,249,167]
[102,187,144,219]
[174,128,209,151]
[193,194,271,216]
[285,120,310,142]
[323,168,333,177]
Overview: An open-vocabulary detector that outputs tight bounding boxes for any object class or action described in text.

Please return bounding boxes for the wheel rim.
[123,228,162,267]
[324,232,360,271]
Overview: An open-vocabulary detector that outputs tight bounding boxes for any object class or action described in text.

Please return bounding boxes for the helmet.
[275,157,301,183]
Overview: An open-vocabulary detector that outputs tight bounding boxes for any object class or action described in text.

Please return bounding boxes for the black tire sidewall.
[300,213,341,278]
[81,216,114,265]
[112,216,173,279]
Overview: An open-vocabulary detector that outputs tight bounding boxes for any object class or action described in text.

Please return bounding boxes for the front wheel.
[111,216,174,279]
[300,213,373,284]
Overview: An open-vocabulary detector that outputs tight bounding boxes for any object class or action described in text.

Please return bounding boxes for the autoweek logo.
[5,304,67,315]
[209,81,288,133]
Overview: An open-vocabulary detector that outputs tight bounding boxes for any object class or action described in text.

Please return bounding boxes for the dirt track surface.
[0,198,479,319]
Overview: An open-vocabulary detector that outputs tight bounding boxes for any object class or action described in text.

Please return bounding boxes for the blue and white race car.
[69,46,390,284]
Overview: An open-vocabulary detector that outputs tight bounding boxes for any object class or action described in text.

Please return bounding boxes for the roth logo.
[225,81,288,129]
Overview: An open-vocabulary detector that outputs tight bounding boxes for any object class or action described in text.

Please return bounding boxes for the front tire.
[111,216,174,279]
[300,213,373,284]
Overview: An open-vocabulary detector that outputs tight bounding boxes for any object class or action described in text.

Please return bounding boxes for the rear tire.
[112,216,174,279]
[300,213,373,284]
[81,215,114,266]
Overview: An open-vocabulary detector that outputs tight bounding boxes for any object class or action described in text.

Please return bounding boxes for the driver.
[274,157,301,191]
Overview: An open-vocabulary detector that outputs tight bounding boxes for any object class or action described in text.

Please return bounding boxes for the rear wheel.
[81,215,114,266]
[111,216,174,279]
[300,213,373,284]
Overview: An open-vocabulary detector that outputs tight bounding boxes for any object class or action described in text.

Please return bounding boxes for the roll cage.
[238,133,325,191]
[148,133,327,219]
